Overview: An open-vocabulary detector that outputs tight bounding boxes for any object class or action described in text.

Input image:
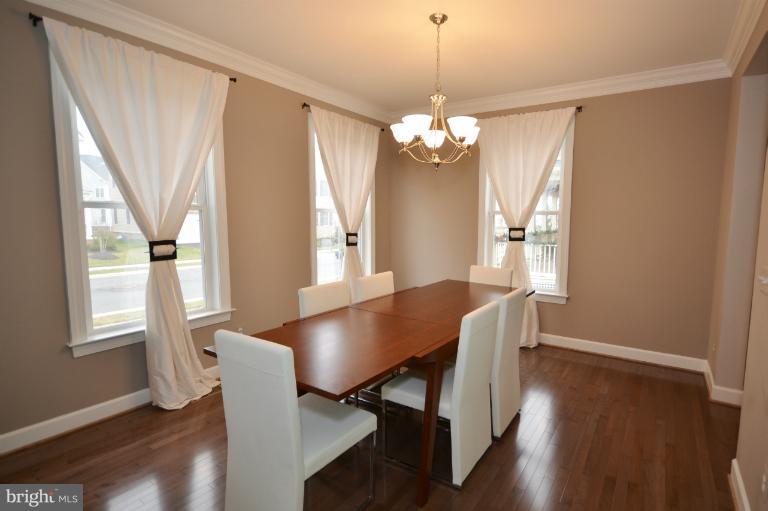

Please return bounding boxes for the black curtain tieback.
[149,240,177,261]
[345,233,358,247]
[508,227,526,242]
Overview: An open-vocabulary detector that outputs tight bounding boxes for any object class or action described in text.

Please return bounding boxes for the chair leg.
[381,400,387,459]
[355,432,376,511]
[370,432,376,502]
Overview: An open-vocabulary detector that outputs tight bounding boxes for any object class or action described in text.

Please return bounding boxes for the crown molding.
[389,59,732,119]
[26,0,391,123]
[723,0,768,73]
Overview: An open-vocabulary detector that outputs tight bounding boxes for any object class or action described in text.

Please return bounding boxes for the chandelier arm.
[404,146,433,164]
[443,144,463,163]
[417,141,434,162]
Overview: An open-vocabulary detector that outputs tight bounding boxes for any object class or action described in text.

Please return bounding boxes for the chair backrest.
[351,271,395,303]
[450,300,499,485]
[216,330,304,511]
[298,281,350,318]
[469,265,513,287]
[490,288,526,437]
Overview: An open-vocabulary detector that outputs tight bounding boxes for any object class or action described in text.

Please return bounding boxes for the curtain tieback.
[508,227,526,242]
[345,233,359,247]
[149,240,177,262]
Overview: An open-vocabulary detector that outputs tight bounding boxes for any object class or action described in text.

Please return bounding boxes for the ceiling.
[110,0,740,113]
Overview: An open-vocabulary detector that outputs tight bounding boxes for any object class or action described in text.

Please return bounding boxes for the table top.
[204,279,515,400]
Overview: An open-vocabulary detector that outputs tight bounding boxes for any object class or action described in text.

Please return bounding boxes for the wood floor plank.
[0,346,739,510]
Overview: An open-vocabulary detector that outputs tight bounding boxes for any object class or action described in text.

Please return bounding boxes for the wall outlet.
[237,327,244,334]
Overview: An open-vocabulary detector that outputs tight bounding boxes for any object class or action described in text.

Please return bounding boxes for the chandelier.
[390,13,479,169]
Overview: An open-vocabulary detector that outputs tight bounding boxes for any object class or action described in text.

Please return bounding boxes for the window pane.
[77,110,207,330]
[314,141,342,283]
[77,110,125,204]
[86,210,206,329]
[492,208,507,267]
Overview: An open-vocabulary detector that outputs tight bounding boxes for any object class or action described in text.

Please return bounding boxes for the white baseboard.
[729,459,752,511]
[703,361,743,406]
[539,333,707,371]
[539,333,743,406]
[1,365,221,456]
[0,388,151,456]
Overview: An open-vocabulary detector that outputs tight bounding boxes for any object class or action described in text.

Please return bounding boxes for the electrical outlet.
[237,327,244,334]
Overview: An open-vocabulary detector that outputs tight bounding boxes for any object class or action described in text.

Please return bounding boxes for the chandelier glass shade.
[390,13,479,168]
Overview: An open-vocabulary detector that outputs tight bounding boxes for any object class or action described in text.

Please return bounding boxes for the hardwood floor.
[0,346,739,510]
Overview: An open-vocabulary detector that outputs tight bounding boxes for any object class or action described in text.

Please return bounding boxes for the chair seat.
[299,393,377,479]
[381,366,455,419]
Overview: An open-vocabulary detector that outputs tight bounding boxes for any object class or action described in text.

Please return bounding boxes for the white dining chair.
[381,301,499,487]
[490,288,525,438]
[298,281,350,318]
[215,330,377,511]
[352,271,395,303]
[469,265,513,287]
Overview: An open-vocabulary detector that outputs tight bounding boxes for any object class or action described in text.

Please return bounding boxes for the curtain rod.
[28,12,237,83]
[302,103,385,132]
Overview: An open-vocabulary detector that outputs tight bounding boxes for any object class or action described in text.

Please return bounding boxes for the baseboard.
[1,365,221,456]
[539,333,743,406]
[0,388,151,456]
[539,333,707,372]
[703,362,743,406]
[729,459,752,511]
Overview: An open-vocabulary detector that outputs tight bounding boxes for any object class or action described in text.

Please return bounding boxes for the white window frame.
[51,64,233,358]
[308,117,374,285]
[477,121,575,304]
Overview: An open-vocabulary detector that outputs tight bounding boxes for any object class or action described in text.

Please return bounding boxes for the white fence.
[494,242,558,290]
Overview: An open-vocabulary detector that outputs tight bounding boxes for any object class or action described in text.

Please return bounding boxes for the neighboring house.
[80,153,199,244]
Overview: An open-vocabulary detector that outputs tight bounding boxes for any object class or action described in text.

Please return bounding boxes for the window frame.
[307,117,375,285]
[51,64,233,358]
[476,121,575,304]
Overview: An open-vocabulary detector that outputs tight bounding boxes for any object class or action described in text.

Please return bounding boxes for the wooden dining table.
[203,279,519,506]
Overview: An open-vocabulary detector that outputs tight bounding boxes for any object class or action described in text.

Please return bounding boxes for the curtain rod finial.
[29,12,42,26]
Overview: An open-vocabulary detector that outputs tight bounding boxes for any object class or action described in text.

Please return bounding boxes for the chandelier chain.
[435,23,441,92]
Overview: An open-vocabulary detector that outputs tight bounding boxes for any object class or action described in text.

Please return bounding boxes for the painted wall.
[0,0,392,434]
[389,80,732,359]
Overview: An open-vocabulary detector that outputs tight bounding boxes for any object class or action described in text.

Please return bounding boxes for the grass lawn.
[88,239,201,268]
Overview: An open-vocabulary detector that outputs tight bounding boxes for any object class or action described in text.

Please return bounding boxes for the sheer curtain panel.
[310,106,380,283]
[478,107,575,347]
[45,18,229,409]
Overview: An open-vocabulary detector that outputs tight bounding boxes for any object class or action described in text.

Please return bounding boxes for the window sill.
[68,308,235,358]
[533,292,568,305]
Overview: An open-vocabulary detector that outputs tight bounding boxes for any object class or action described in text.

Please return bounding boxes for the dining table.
[203,278,520,506]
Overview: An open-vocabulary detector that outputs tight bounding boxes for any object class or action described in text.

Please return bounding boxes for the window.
[477,122,574,304]
[308,120,373,284]
[51,67,231,357]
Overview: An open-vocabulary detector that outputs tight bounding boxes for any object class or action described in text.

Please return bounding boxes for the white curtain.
[478,107,575,347]
[310,106,380,282]
[45,19,229,409]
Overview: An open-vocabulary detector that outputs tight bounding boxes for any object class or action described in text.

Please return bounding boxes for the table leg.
[415,359,443,506]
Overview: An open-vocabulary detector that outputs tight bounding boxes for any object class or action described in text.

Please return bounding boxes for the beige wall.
[0,0,392,434]
[389,80,731,359]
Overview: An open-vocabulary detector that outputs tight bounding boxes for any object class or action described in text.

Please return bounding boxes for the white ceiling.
[108,0,739,113]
